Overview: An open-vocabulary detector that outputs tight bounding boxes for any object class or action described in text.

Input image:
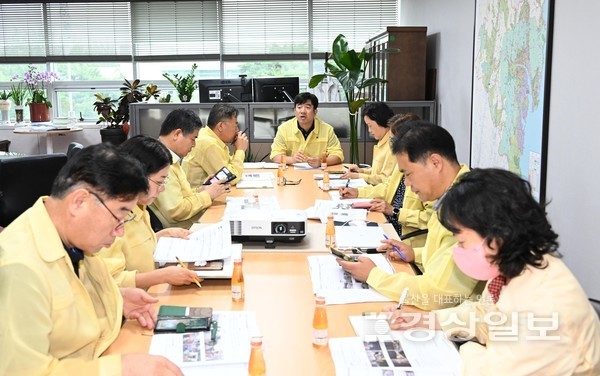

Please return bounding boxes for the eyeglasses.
[149,176,168,189]
[88,190,136,230]
[283,178,302,186]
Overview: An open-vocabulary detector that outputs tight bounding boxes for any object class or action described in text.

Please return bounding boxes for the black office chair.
[589,298,600,319]
[400,229,429,275]
[147,206,164,232]
[0,139,10,152]
[67,142,83,159]
[0,154,67,227]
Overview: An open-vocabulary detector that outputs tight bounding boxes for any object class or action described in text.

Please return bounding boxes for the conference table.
[105,167,413,375]
[13,125,82,153]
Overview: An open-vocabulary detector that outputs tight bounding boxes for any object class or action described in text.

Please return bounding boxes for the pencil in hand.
[175,256,202,288]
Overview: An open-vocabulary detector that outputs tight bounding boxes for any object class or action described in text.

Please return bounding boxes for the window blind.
[221,0,308,57]
[132,1,219,59]
[0,4,46,59]
[312,0,397,53]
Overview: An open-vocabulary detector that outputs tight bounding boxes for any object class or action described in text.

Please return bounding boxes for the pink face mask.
[452,241,500,281]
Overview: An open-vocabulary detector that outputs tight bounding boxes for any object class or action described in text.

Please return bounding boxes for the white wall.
[402,0,600,298]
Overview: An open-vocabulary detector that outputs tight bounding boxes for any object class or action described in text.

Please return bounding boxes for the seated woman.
[98,136,199,289]
[341,102,395,185]
[387,168,600,375]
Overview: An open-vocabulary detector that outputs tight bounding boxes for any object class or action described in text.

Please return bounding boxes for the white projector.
[224,209,307,247]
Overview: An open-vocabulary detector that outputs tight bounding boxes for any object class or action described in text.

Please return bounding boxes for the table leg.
[46,134,53,154]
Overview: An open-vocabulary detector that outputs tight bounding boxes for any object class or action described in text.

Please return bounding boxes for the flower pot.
[15,106,24,124]
[100,127,127,146]
[0,100,10,124]
[29,103,51,123]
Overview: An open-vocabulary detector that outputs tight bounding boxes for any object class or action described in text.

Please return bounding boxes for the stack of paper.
[317,178,368,191]
[154,221,232,263]
[223,196,280,217]
[243,162,279,169]
[236,172,275,189]
[293,162,321,170]
[335,225,387,249]
[305,199,367,223]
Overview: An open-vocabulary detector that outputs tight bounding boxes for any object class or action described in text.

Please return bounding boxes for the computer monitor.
[198,77,253,103]
[253,77,300,102]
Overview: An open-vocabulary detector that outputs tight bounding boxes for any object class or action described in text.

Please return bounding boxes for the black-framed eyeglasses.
[149,176,168,189]
[88,190,136,230]
[283,178,302,186]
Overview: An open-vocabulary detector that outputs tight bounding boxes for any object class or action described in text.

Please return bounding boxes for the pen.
[175,256,202,288]
[345,179,350,188]
[382,234,408,262]
[396,287,410,310]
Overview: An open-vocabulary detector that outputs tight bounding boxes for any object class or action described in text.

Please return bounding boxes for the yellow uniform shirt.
[436,255,600,375]
[269,117,344,162]
[367,164,485,310]
[358,130,396,185]
[0,198,123,375]
[98,204,157,288]
[183,127,245,186]
[358,168,433,247]
[150,150,212,229]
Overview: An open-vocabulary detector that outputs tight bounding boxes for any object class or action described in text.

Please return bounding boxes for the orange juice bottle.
[231,259,244,302]
[321,151,327,170]
[312,296,328,347]
[277,164,284,186]
[248,336,266,376]
[322,171,330,191]
[325,215,335,248]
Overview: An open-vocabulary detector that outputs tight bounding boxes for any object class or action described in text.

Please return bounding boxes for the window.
[0,4,45,59]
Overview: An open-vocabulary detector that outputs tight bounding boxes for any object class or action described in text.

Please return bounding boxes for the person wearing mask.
[387,168,600,375]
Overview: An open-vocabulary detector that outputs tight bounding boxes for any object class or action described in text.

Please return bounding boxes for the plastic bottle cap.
[315,296,326,304]
[250,336,263,345]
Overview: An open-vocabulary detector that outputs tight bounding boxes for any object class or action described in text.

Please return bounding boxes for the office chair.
[0,154,68,227]
[0,139,10,152]
[590,298,600,319]
[400,229,429,275]
[147,207,164,232]
[67,142,84,159]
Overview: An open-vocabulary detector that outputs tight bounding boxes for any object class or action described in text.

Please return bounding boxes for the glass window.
[56,88,121,121]
[137,61,220,80]
[53,63,133,81]
[225,61,309,79]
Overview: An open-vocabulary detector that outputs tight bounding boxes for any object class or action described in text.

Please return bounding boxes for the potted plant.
[8,83,28,124]
[94,79,160,145]
[12,65,59,123]
[163,63,198,102]
[0,90,10,124]
[309,34,396,164]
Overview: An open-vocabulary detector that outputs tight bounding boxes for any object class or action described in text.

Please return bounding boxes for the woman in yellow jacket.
[99,136,199,289]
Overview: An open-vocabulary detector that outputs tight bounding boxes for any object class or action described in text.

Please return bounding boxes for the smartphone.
[203,166,236,185]
[330,247,359,262]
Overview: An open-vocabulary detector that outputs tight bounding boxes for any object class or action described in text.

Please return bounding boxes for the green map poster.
[470,0,553,201]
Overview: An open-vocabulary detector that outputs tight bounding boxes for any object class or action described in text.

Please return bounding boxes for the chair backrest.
[0,154,67,227]
[67,142,83,159]
[590,298,600,319]
[0,139,10,152]
[147,206,164,232]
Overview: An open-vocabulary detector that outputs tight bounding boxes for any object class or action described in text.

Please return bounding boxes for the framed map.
[470,0,554,202]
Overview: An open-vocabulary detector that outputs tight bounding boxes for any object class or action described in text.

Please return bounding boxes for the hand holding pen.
[380,235,414,262]
[175,256,203,288]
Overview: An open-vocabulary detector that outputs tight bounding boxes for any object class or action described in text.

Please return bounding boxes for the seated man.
[0,144,181,375]
[270,92,344,167]
[183,103,248,186]
[150,109,227,229]
[339,121,485,310]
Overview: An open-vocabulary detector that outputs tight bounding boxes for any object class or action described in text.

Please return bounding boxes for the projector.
[224,209,307,247]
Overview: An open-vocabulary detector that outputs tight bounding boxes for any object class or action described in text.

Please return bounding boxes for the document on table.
[305,199,367,223]
[307,254,394,304]
[335,225,387,249]
[154,221,232,263]
[149,311,260,376]
[243,161,279,169]
[317,178,368,190]
[329,331,461,376]
[223,195,280,216]
[293,162,321,170]
[236,172,274,189]
[313,173,345,180]
[195,244,242,279]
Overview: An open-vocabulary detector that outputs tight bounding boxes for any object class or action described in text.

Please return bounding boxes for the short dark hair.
[362,102,394,128]
[390,121,458,164]
[51,143,148,201]
[389,113,421,136]
[438,168,560,279]
[294,92,318,109]
[207,103,239,129]
[119,135,171,176]
[159,108,203,136]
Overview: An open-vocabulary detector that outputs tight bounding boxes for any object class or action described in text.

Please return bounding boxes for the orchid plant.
[12,65,59,107]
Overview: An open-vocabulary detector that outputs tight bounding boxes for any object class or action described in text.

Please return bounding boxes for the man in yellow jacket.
[338,121,485,310]
[183,103,248,186]
[270,92,344,167]
[150,108,228,229]
[0,144,182,375]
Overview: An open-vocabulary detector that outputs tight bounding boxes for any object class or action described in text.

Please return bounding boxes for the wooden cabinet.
[366,26,428,101]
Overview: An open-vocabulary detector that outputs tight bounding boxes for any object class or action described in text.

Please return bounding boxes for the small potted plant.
[8,83,28,124]
[12,65,59,123]
[0,90,11,124]
[94,79,160,145]
[163,63,198,102]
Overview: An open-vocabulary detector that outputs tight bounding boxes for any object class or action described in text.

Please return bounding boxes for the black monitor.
[198,77,253,103]
[253,77,300,102]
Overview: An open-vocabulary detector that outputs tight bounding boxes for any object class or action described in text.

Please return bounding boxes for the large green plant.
[309,34,396,164]
[163,63,198,102]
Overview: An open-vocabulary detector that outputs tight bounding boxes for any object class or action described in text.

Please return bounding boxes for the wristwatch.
[392,206,400,217]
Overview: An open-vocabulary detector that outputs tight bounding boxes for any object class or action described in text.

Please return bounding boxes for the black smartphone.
[330,247,359,262]
[203,166,236,185]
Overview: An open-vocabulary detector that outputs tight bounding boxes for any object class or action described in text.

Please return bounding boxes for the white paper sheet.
[307,254,394,304]
[236,172,275,189]
[293,162,321,170]
[149,311,260,375]
[194,244,242,279]
[305,199,368,223]
[335,225,388,249]
[317,178,368,190]
[243,162,279,169]
[154,221,232,263]
[313,173,346,180]
[223,196,280,216]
